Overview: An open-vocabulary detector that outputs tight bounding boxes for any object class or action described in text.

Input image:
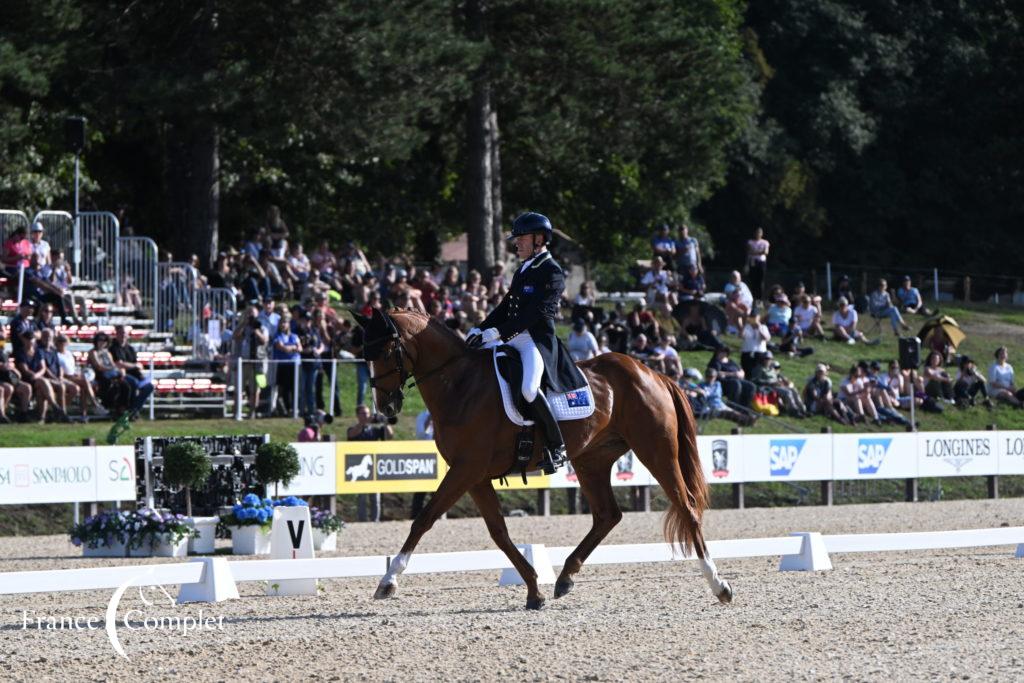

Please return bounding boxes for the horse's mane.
[388,308,467,349]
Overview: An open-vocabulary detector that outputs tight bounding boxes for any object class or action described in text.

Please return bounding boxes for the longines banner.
[280,442,337,496]
[0,446,135,504]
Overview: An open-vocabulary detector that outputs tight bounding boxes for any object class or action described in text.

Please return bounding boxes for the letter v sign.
[287,520,305,559]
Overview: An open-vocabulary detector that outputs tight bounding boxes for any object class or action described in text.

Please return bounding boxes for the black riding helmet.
[506,212,553,243]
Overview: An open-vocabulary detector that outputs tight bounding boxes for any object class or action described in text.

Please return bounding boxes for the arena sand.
[1,498,1022,681]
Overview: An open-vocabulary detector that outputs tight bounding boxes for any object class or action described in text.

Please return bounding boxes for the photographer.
[298,410,333,442]
[233,302,269,417]
[347,404,395,521]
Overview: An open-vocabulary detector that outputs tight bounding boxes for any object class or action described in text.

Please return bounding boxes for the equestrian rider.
[467,212,578,473]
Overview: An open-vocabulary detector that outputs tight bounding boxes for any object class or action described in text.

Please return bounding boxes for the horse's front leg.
[373,466,478,600]
[467,481,545,610]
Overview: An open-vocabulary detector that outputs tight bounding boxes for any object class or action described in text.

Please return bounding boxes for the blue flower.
[262,497,273,507]
[242,493,261,507]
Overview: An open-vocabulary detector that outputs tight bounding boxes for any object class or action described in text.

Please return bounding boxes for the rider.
[467,212,577,473]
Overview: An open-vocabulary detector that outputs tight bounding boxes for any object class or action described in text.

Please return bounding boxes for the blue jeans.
[356,362,370,407]
[300,364,319,415]
[877,306,903,332]
[124,374,154,413]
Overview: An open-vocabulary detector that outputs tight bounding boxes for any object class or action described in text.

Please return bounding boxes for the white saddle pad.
[492,348,596,427]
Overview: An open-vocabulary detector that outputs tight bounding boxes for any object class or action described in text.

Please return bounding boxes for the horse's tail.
[659,375,710,559]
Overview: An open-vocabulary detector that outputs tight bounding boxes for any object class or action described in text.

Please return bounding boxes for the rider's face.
[513,234,536,260]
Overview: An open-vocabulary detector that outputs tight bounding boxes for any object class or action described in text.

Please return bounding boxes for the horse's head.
[354,307,410,418]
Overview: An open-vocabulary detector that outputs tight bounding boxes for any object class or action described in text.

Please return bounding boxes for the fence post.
[632,486,651,512]
[148,356,156,420]
[825,262,832,302]
[235,356,244,421]
[536,489,550,516]
[292,360,300,418]
[860,271,868,296]
[905,478,918,502]
[963,276,971,303]
[986,424,998,498]
[328,360,337,417]
[731,427,744,509]
[933,268,939,302]
[820,426,833,506]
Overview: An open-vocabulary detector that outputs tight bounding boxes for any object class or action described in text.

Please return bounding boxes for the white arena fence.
[0,527,1022,603]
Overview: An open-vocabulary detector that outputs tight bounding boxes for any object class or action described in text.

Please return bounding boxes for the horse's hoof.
[373,582,397,600]
[716,581,733,604]
[525,595,545,610]
[553,577,574,599]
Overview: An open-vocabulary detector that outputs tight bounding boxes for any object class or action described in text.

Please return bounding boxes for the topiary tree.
[162,442,212,517]
[254,442,301,498]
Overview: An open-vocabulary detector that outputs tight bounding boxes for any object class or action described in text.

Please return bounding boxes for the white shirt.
[654,344,679,361]
[641,270,670,295]
[832,307,858,329]
[57,349,79,377]
[741,323,769,353]
[567,330,599,362]
[31,238,51,265]
[989,362,1014,389]
[792,304,817,330]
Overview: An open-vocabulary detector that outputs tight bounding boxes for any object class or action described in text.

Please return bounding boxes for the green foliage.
[254,442,301,492]
[161,442,213,491]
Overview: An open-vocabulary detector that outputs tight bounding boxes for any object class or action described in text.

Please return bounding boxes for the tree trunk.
[464,0,495,275]
[165,120,220,270]
[185,486,192,518]
[489,108,506,265]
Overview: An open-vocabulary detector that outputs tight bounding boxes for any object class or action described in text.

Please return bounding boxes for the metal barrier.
[0,209,30,242]
[77,211,120,288]
[156,261,198,340]
[117,236,159,319]
[192,287,237,358]
[31,210,75,267]
[234,357,364,420]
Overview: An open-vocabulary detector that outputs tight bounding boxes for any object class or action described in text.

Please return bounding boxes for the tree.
[162,442,212,518]
[255,442,300,498]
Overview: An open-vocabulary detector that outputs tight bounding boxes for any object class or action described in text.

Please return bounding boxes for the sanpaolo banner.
[0,446,135,505]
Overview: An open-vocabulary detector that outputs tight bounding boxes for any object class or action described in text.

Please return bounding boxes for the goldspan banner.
[336,440,446,494]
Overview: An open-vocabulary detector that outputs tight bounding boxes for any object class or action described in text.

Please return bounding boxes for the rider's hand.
[467,327,481,339]
[481,328,500,344]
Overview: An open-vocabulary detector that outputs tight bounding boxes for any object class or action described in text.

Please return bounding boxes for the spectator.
[38,328,78,418]
[88,332,126,411]
[34,303,57,335]
[566,320,599,362]
[597,333,612,354]
[640,256,672,303]
[110,325,154,414]
[54,333,107,419]
[895,275,928,315]
[988,347,1024,407]
[744,227,769,302]
[724,271,754,311]
[233,304,269,417]
[679,368,707,414]
[751,351,807,417]
[868,279,912,334]
[347,404,392,522]
[722,289,748,336]
[678,264,705,301]
[272,318,301,415]
[700,368,754,426]
[2,225,32,277]
[573,281,597,308]
[674,223,702,274]
[15,331,65,423]
[628,333,663,372]
[792,293,825,340]
[626,301,660,340]
[653,334,682,379]
[440,265,463,306]
[707,347,755,408]
[602,312,630,353]
[0,344,33,422]
[803,364,850,425]
[651,224,676,266]
[7,300,35,360]
[487,263,509,303]
[863,361,910,426]
[28,222,51,266]
[839,364,882,425]
[288,243,311,287]
[296,313,324,416]
[832,297,877,345]
[765,294,795,340]
[923,351,954,403]
[460,269,487,318]
[954,356,993,409]
[740,311,770,377]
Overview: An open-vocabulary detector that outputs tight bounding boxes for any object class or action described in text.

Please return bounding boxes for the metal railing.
[191,287,237,359]
[156,261,198,339]
[0,209,30,243]
[77,211,120,288]
[116,236,159,319]
[233,357,364,420]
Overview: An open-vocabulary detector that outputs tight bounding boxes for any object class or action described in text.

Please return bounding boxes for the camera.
[372,413,399,425]
[303,411,333,429]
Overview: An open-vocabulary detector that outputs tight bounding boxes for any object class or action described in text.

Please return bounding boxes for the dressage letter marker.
[267,506,317,596]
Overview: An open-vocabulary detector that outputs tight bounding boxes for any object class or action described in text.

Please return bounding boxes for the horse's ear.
[350,309,369,328]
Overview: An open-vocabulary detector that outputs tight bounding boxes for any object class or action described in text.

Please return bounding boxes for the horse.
[355,307,732,610]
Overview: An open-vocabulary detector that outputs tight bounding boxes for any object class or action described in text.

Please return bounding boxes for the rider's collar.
[519,250,550,272]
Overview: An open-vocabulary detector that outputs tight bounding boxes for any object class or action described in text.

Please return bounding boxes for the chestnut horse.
[356,307,732,610]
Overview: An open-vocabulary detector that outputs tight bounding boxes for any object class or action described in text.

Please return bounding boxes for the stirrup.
[541,444,567,475]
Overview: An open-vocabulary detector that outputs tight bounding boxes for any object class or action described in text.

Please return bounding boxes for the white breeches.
[507,333,544,403]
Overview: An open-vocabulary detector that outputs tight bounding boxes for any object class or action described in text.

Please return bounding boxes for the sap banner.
[832,433,917,480]
[280,443,337,496]
[743,434,832,482]
[917,431,998,477]
[0,446,135,504]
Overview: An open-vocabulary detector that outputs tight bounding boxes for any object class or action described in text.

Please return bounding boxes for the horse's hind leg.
[467,482,545,610]
[373,467,478,600]
[554,453,623,599]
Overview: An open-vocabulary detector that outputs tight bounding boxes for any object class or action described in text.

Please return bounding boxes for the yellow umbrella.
[918,315,966,351]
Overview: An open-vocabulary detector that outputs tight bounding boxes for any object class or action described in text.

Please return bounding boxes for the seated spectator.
[832,297,877,345]
[629,333,664,373]
[460,269,487,317]
[954,356,993,409]
[15,330,66,423]
[640,256,673,304]
[440,265,463,307]
[2,225,32,279]
[0,345,32,422]
[650,224,676,266]
[679,368,707,414]
[678,264,705,302]
[707,346,755,407]
[792,294,825,340]
[803,364,851,425]
[765,294,796,339]
[487,262,509,303]
[567,320,599,362]
[790,282,821,310]
[923,351,954,402]
[880,359,921,411]
[868,279,911,334]
[288,243,311,286]
[723,288,749,336]
[38,328,80,417]
[895,275,929,315]
[988,346,1024,407]
[839,364,882,425]
[603,312,631,354]
[653,334,682,379]
[864,360,910,426]
[597,333,612,354]
[674,223,702,274]
[700,368,754,426]
[110,325,154,414]
[723,271,754,311]
[740,311,769,377]
[750,351,807,417]
[626,301,660,340]
[834,274,853,305]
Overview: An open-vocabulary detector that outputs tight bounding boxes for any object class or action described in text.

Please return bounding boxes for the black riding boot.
[529,392,567,474]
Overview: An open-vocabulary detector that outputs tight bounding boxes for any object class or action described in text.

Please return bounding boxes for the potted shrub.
[161,441,217,554]
[220,494,274,555]
[127,508,195,558]
[70,510,131,557]
[309,506,344,552]
[254,442,301,497]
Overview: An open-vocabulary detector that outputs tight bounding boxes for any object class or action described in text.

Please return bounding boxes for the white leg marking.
[380,552,410,588]
[700,556,729,597]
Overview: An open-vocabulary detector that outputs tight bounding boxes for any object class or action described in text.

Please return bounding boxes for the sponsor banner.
[494,469,551,490]
[832,433,917,480]
[997,431,1024,475]
[0,447,99,504]
[697,435,744,483]
[280,443,337,496]
[95,446,137,501]
[917,431,998,477]
[547,451,652,489]
[743,434,832,481]
[336,440,446,494]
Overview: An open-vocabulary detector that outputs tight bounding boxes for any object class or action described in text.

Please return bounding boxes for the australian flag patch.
[522,285,534,293]
[565,390,590,408]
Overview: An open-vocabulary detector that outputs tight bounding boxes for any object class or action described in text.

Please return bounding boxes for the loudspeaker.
[65,116,86,154]
[899,336,921,369]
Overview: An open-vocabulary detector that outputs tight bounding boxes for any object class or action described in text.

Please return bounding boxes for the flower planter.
[187,516,220,554]
[82,539,128,558]
[230,525,272,555]
[129,534,190,558]
[312,529,337,552]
